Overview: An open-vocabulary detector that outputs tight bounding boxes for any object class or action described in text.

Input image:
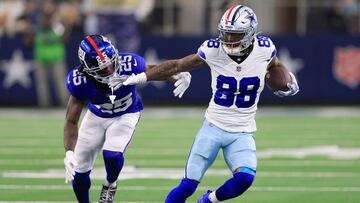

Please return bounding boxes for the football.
[265,67,292,91]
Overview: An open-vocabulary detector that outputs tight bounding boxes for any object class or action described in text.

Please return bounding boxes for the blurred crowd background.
[0,0,359,107]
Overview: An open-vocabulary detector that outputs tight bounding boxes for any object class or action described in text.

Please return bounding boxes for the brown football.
[265,67,291,91]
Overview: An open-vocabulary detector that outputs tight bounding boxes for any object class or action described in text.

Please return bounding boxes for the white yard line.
[1,145,360,159]
[0,107,360,119]
[2,167,360,180]
[1,159,359,167]
[0,185,359,192]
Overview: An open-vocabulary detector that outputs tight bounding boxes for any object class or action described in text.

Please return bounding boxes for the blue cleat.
[197,190,212,203]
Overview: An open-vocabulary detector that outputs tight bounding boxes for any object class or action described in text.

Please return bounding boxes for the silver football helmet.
[218,5,258,56]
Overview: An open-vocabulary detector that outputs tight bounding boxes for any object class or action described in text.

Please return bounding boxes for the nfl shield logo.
[333,47,360,89]
[236,66,242,72]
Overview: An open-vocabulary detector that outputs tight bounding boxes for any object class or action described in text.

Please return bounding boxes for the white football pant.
[74,110,140,173]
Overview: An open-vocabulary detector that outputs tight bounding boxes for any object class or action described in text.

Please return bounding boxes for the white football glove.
[64,150,78,184]
[172,72,191,98]
[122,72,148,86]
[108,74,129,90]
[273,72,299,97]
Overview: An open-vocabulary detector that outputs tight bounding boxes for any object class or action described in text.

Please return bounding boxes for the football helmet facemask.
[78,35,120,84]
[218,5,258,56]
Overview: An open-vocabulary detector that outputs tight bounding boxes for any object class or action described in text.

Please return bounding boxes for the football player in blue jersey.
[110,4,299,203]
[63,35,191,203]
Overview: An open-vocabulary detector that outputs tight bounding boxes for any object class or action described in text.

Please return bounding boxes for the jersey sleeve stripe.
[197,49,206,60]
[271,48,277,58]
[86,36,105,62]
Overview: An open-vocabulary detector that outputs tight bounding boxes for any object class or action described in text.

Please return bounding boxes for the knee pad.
[165,178,198,203]
[103,150,124,163]
[103,150,124,183]
[215,168,255,201]
[233,167,255,191]
[179,178,198,195]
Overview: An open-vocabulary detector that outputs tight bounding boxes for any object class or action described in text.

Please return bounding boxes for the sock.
[103,150,124,184]
[209,191,219,203]
[72,171,91,203]
[104,180,117,188]
[165,178,198,203]
[215,167,255,201]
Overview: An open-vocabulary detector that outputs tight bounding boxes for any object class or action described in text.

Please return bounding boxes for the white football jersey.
[197,36,277,132]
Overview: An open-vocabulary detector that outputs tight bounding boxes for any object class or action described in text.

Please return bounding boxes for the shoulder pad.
[197,38,221,61]
[255,35,277,62]
[118,53,146,75]
[66,68,94,101]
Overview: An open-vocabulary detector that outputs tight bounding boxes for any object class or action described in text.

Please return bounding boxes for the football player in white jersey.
[110,4,299,203]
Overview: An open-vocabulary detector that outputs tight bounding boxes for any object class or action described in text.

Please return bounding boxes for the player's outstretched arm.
[266,57,299,97]
[146,53,205,81]
[63,96,83,183]
[145,65,193,98]
[121,53,205,86]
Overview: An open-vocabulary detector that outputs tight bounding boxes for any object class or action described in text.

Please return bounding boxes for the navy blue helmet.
[78,35,119,83]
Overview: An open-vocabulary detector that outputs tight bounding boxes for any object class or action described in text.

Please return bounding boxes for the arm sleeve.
[131,54,146,74]
[196,39,221,63]
[65,70,89,101]
[269,40,277,61]
[197,42,208,60]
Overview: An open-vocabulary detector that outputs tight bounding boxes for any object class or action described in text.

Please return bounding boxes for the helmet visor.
[219,31,248,55]
[219,31,245,48]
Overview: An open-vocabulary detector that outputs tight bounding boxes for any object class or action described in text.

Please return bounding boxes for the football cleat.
[197,190,212,203]
[98,184,117,203]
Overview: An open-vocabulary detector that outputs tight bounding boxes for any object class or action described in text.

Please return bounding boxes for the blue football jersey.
[66,53,146,118]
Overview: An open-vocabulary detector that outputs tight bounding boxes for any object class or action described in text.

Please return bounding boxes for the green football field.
[0,108,359,203]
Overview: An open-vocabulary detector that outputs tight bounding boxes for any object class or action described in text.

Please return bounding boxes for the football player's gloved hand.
[122,72,147,86]
[108,74,129,90]
[64,150,78,184]
[274,72,299,97]
[172,72,191,98]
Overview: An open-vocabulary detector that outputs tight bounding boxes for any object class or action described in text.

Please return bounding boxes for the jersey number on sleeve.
[207,39,220,48]
[257,36,271,48]
[71,69,87,86]
[119,55,136,72]
[214,75,260,108]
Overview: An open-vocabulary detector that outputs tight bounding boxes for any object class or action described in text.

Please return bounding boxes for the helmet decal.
[78,48,86,61]
[226,5,244,26]
[86,36,105,62]
[244,9,256,24]
[225,5,237,25]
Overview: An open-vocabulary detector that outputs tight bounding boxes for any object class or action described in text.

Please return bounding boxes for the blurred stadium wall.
[0,0,359,106]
